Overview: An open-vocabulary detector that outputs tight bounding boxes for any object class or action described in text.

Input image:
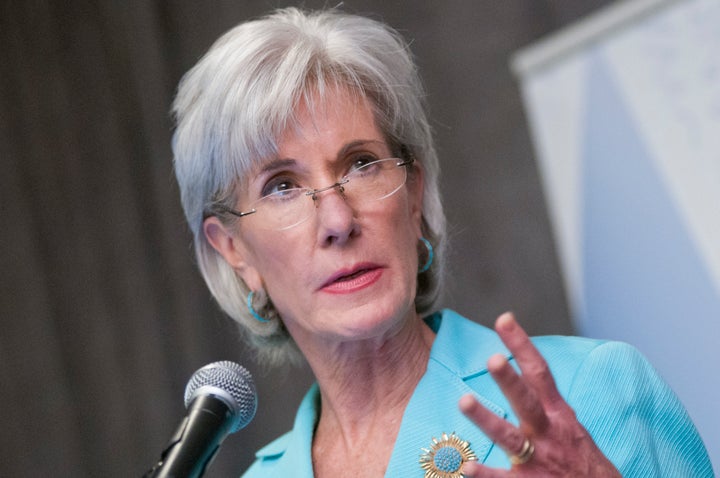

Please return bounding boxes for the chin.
[329,296,416,342]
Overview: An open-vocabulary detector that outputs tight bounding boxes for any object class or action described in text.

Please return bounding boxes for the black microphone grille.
[184,361,257,433]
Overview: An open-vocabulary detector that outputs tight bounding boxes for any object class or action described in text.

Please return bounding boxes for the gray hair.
[172,7,446,366]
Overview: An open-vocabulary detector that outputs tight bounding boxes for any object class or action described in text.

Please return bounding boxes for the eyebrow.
[337,139,386,157]
[258,139,388,175]
[257,158,298,176]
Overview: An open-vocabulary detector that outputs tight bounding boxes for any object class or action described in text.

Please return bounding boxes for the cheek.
[241,231,306,286]
[256,242,305,279]
[392,190,423,238]
[376,198,422,268]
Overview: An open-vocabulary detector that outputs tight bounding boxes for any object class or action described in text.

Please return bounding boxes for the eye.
[347,154,380,174]
[261,176,302,197]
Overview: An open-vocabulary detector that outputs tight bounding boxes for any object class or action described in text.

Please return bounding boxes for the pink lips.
[320,264,383,294]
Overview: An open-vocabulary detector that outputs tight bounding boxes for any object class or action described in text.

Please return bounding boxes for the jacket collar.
[253,382,319,476]
[427,309,510,377]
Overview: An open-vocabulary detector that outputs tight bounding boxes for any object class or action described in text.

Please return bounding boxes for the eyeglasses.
[217,157,414,231]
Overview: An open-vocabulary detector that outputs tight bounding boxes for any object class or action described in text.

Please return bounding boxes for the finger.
[461,459,506,478]
[487,353,549,433]
[459,394,527,457]
[461,460,483,477]
[495,312,564,405]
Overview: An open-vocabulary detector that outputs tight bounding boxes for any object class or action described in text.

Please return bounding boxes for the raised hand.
[459,313,621,477]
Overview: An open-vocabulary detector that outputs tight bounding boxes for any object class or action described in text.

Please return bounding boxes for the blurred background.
[4,1,715,476]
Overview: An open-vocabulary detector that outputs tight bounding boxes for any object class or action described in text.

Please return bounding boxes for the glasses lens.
[347,158,407,201]
[252,188,313,230]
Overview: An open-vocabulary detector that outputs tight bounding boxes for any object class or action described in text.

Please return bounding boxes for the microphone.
[144,361,257,478]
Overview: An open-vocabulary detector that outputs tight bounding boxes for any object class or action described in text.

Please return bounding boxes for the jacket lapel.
[384,310,510,476]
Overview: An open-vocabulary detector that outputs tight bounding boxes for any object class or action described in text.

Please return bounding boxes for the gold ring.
[509,438,534,465]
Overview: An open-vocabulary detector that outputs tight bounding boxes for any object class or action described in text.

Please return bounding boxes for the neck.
[319,317,433,416]
[302,313,435,476]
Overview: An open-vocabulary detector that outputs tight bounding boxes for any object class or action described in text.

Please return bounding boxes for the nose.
[312,185,359,246]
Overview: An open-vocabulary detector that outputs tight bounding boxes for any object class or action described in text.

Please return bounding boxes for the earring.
[419,237,434,273]
[247,290,270,323]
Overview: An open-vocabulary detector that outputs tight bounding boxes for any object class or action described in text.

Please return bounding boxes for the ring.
[509,438,534,465]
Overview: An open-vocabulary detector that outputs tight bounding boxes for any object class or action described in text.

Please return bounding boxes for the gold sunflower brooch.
[419,432,477,478]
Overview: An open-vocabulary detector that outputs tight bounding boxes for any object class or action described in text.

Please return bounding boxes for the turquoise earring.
[247,290,270,323]
[419,237,434,273]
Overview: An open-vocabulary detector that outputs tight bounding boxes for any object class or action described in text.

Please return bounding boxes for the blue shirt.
[243,309,713,477]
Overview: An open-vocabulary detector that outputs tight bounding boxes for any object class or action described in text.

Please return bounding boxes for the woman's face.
[213,88,424,350]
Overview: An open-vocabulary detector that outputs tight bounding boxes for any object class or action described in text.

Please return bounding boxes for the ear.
[408,161,425,237]
[203,216,263,291]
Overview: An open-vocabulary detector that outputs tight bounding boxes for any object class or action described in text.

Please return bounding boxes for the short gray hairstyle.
[172,7,446,365]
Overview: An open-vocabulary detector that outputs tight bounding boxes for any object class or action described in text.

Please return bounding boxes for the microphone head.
[184,361,257,433]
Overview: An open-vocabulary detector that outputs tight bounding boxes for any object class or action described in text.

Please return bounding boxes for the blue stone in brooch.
[419,432,477,478]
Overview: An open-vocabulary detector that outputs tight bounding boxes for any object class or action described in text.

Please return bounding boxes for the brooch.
[419,432,477,478]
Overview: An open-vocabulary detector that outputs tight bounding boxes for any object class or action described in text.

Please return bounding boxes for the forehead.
[238,87,393,195]
[275,87,385,158]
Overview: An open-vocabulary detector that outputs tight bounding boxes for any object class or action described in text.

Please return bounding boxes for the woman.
[171,8,712,477]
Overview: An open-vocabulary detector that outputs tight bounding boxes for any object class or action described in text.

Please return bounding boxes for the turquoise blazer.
[243,309,713,477]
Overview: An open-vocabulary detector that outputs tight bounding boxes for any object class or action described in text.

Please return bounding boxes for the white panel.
[602,0,720,295]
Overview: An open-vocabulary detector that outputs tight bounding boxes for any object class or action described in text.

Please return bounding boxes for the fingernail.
[458,394,477,413]
[496,312,515,330]
[487,353,507,371]
[461,460,479,475]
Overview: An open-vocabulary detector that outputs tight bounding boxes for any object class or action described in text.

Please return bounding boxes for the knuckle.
[528,361,552,381]
[506,430,527,454]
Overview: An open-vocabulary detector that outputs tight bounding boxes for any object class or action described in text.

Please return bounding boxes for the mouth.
[320,264,383,294]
